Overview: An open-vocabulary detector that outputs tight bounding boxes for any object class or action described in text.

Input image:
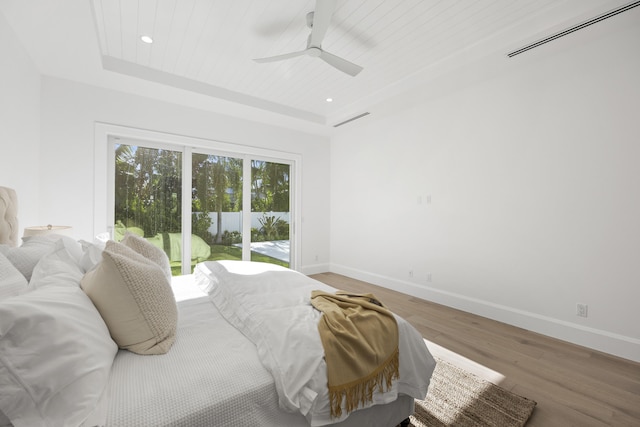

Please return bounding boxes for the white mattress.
[104,275,415,427]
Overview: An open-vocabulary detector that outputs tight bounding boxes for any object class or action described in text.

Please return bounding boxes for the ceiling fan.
[253,0,363,77]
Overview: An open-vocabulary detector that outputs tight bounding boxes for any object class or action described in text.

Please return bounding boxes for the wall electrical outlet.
[576,303,588,318]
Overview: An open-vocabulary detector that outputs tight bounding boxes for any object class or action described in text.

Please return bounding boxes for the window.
[95,124,300,275]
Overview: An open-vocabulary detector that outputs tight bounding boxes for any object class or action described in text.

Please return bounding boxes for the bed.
[0,186,436,427]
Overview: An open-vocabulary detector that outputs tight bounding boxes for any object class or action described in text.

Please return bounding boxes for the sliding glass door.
[113,142,185,275]
[109,134,294,275]
[191,152,244,264]
[250,160,290,267]
[191,153,291,268]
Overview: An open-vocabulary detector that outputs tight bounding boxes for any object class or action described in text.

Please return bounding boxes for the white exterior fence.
[201,212,290,235]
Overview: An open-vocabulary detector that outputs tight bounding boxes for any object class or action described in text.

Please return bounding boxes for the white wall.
[38,77,330,272]
[4,3,638,362]
[0,12,41,230]
[330,15,640,361]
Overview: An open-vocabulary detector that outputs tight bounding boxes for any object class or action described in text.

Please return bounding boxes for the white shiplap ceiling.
[1,0,635,134]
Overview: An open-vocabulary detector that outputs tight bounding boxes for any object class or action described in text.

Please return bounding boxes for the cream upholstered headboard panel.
[0,186,19,247]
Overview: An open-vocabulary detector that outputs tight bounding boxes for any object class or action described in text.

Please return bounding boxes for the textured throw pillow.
[0,286,117,427]
[81,240,178,355]
[121,232,172,281]
[0,252,27,300]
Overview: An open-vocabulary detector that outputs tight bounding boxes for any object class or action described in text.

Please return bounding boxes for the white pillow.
[0,234,82,282]
[0,410,10,427]
[78,239,106,273]
[0,238,56,281]
[121,232,172,281]
[81,240,178,355]
[0,252,27,300]
[0,286,117,427]
[29,239,84,289]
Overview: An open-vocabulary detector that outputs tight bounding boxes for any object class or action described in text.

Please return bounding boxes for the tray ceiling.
[1,0,633,133]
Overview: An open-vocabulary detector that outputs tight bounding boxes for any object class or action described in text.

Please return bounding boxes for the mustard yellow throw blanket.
[310,290,399,418]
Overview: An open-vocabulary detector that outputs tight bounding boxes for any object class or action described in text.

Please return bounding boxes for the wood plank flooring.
[309,272,640,427]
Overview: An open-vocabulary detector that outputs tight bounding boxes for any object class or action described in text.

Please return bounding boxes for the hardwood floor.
[309,272,640,427]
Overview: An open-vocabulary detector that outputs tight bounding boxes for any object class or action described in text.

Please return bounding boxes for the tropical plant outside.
[115,143,291,274]
[114,144,182,237]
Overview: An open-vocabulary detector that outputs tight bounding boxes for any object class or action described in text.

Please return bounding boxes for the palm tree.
[114,144,136,227]
[211,157,228,244]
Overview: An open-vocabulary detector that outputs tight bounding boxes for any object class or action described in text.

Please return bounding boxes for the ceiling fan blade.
[253,49,307,63]
[309,0,337,47]
[319,50,363,76]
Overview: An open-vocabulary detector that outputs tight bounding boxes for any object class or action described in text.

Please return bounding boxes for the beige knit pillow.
[81,240,177,355]
[121,232,172,281]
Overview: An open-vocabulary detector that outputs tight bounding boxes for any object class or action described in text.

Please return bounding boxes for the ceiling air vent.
[333,112,371,128]
[508,0,640,58]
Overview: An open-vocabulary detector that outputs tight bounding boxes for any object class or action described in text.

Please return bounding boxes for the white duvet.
[194,261,436,427]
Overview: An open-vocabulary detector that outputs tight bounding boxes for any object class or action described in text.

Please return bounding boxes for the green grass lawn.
[171,244,289,276]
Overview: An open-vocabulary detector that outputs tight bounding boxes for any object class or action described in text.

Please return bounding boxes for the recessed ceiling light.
[140,35,153,44]
[326,98,333,103]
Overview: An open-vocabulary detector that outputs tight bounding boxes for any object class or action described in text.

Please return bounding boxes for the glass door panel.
[251,160,290,267]
[192,153,243,267]
[113,143,183,275]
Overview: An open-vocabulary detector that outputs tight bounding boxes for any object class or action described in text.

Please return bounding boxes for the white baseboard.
[330,263,640,363]
[300,262,331,276]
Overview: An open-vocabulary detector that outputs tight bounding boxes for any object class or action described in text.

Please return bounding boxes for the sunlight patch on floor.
[233,240,290,262]
[423,338,505,385]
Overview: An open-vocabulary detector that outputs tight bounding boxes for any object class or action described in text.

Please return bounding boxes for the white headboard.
[0,186,19,247]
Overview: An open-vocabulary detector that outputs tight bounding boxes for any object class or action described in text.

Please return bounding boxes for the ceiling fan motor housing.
[307,47,322,57]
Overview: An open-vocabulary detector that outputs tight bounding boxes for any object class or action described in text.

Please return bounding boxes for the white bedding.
[0,187,433,427]
[106,283,291,426]
[105,273,421,427]
[194,261,436,427]
[1,232,432,427]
